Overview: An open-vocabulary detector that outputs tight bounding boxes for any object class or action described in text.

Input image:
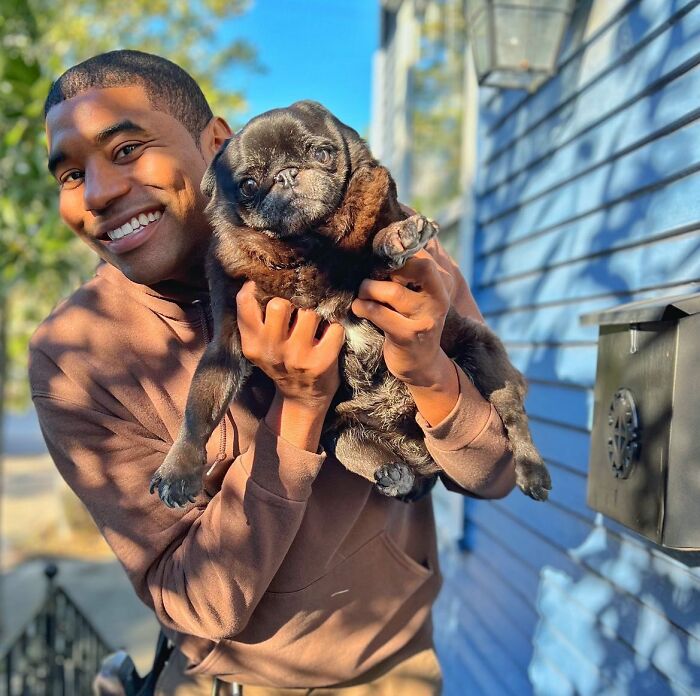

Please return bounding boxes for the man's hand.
[352,251,454,387]
[237,281,345,450]
[351,251,465,426]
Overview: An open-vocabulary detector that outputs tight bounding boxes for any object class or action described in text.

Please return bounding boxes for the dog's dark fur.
[149,100,551,507]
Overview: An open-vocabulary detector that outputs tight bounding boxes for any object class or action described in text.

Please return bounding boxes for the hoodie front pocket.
[185,532,439,688]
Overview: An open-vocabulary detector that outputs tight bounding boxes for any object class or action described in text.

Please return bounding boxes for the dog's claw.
[374,463,415,497]
[516,461,552,502]
[150,445,204,508]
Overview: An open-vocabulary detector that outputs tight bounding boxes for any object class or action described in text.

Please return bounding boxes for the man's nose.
[274,167,299,188]
[83,160,131,213]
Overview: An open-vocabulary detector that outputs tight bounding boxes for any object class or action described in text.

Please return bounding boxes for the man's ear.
[199,116,233,160]
[200,117,233,198]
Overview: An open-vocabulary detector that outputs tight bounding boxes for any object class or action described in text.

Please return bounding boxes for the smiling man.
[30,50,515,695]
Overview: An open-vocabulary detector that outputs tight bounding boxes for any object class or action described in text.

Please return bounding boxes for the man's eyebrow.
[94,119,148,145]
[47,120,148,176]
[48,151,66,176]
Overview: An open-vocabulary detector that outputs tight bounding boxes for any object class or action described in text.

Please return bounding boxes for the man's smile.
[96,205,166,254]
[105,207,163,240]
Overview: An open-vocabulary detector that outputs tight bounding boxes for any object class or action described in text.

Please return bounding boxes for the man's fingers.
[357,279,415,315]
[291,308,322,345]
[316,321,346,354]
[391,256,453,308]
[236,281,264,332]
[390,256,442,292]
[352,299,415,342]
[263,297,294,342]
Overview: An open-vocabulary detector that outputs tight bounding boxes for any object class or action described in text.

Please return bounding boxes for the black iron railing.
[1,564,112,696]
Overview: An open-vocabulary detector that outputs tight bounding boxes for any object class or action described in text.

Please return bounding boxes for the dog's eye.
[240,178,259,197]
[313,147,332,164]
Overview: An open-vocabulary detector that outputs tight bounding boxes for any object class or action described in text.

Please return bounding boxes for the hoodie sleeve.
[420,240,515,498]
[30,346,324,642]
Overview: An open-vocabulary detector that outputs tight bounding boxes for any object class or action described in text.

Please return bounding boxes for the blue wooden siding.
[434,0,700,694]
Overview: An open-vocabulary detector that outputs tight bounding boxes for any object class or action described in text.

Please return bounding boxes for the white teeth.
[106,209,162,241]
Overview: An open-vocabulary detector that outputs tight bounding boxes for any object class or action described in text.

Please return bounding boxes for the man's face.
[46,85,217,286]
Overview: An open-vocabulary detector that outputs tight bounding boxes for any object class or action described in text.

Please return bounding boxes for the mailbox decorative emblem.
[607,388,640,479]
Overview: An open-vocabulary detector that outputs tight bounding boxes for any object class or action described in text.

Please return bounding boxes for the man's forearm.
[404,351,461,427]
[264,390,329,452]
[415,365,516,499]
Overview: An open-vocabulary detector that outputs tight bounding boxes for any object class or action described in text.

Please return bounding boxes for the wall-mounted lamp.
[465,0,577,91]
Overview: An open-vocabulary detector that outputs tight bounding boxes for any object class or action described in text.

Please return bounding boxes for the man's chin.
[108,253,181,288]
[93,227,209,288]
[124,256,208,289]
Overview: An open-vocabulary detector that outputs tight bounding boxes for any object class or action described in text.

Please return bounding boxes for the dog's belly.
[343,319,379,355]
[336,322,418,430]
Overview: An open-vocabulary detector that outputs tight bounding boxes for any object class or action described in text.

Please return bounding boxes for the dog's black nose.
[275,167,299,188]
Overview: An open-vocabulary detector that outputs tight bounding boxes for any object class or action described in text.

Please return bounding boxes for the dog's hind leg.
[330,426,434,499]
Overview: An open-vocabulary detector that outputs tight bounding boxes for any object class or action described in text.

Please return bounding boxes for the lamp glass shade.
[466,0,576,91]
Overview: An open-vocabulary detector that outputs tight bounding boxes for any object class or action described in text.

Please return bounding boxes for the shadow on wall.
[530,516,700,695]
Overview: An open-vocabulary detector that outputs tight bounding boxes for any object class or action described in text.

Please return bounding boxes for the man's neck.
[154,249,209,295]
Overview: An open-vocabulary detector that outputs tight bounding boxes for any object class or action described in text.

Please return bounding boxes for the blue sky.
[220,0,379,136]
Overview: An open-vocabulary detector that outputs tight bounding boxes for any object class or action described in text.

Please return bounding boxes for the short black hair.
[44,50,213,142]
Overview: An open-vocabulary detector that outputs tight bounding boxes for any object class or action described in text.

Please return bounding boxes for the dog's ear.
[201,139,230,198]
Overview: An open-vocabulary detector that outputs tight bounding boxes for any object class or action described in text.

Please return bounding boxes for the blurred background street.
[1,411,159,673]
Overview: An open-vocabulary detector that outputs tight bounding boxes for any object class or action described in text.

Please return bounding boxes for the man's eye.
[60,170,84,187]
[115,143,140,160]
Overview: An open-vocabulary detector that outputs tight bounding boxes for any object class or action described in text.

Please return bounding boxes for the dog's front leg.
[150,309,250,508]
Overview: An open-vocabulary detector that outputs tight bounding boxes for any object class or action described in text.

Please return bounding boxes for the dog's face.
[202,101,373,238]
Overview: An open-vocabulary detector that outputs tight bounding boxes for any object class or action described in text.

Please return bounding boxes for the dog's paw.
[374,463,416,497]
[515,459,552,502]
[376,215,439,269]
[150,442,205,508]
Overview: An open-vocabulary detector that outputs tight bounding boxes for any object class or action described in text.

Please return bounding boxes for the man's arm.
[29,297,343,642]
[31,386,323,641]
[351,238,516,499]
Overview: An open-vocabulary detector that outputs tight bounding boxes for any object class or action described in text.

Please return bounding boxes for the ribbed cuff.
[240,420,326,501]
[415,366,493,452]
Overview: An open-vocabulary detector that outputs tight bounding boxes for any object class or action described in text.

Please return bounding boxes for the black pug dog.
[149,100,551,508]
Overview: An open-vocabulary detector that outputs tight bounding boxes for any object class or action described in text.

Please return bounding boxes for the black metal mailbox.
[581,291,700,550]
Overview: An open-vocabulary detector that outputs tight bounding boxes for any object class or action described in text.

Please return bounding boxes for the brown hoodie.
[28,240,513,688]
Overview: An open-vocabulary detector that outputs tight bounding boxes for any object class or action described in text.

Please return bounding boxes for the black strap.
[134,630,175,696]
